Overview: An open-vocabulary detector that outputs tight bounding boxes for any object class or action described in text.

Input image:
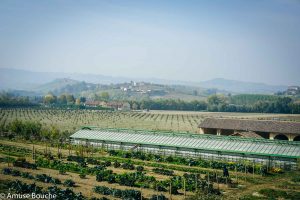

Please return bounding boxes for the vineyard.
[1,108,300,133]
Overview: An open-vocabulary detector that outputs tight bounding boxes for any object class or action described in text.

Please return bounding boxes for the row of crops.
[2,168,75,187]
[0,140,228,199]
[0,139,289,200]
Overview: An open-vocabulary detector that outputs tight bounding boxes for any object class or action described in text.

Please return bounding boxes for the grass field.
[1,108,300,133]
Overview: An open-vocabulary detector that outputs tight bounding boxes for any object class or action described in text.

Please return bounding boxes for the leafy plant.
[64,179,75,187]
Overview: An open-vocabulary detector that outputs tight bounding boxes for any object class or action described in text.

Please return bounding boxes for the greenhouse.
[70,127,300,170]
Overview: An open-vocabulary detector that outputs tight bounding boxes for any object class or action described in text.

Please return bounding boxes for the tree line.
[128,95,300,114]
[1,92,299,114]
[0,119,70,141]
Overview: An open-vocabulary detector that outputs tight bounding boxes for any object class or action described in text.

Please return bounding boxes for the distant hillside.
[36,78,80,91]
[200,78,287,94]
[32,78,208,101]
[0,68,131,90]
[0,68,288,94]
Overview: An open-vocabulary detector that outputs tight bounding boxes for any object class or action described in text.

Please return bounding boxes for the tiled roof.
[199,118,300,134]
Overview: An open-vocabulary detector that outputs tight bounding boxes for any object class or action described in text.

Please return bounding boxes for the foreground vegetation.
[0,137,299,199]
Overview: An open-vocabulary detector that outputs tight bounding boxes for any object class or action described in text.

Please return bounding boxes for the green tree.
[44,93,57,104]
[75,98,81,105]
[207,95,226,105]
[65,94,75,104]
[101,92,110,101]
[58,94,67,104]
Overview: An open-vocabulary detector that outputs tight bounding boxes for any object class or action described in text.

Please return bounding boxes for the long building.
[198,118,300,141]
[70,127,300,170]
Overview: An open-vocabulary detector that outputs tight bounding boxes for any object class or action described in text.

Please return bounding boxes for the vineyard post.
[32,144,35,162]
[244,164,247,181]
[235,166,238,184]
[195,174,197,193]
[8,146,10,167]
[156,184,158,200]
[217,175,219,190]
[252,162,255,178]
[184,177,186,197]
[207,171,210,183]
[169,181,172,200]
[68,144,71,156]
[57,143,59,158]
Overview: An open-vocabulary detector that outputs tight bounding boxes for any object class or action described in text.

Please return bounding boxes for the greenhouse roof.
[70,128,300,159]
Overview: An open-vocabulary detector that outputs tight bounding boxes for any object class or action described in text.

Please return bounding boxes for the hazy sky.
[0,0,300,85]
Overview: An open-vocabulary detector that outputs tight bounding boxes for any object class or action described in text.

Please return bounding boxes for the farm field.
[1,140,300,200]
[1,108,300,199]
[1,108,300,133]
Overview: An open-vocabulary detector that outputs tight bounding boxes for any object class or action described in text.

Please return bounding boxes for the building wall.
[199,127,300,141]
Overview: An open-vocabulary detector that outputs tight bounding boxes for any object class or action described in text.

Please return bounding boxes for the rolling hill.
[0,68,288,94]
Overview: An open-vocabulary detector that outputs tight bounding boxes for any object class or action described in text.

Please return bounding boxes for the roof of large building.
[198,118,300,134]
[70,128,300,158]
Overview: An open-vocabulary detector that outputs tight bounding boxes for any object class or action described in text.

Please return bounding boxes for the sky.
[0,0,300,85]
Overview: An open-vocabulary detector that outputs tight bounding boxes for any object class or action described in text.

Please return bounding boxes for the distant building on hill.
[84,101,106,107]
[84,101,130,111]
[286,86,300,95]
[198,118,300,141]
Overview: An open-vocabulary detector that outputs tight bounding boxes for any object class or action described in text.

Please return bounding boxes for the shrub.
[153,168,174,176]
[35,174,54,183]
[13,158,37,169]
[291,176,300,183]
[86,158,100,165]
[136,166,144,172]
[11,169,21,176]
[94,186,141,199]
[21,172,34,179]
[2,168,12,175]
[113,161,121,168]
[79,172,86,179]
[59,167,66,175]
[150,194,168,200]
[51,178,61,185]
[64,179,75,187]
[107,174,116,183]
[259,188,288,199]
[67,155,85,163]
[104,161,111,167]
[121,162,135,170]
